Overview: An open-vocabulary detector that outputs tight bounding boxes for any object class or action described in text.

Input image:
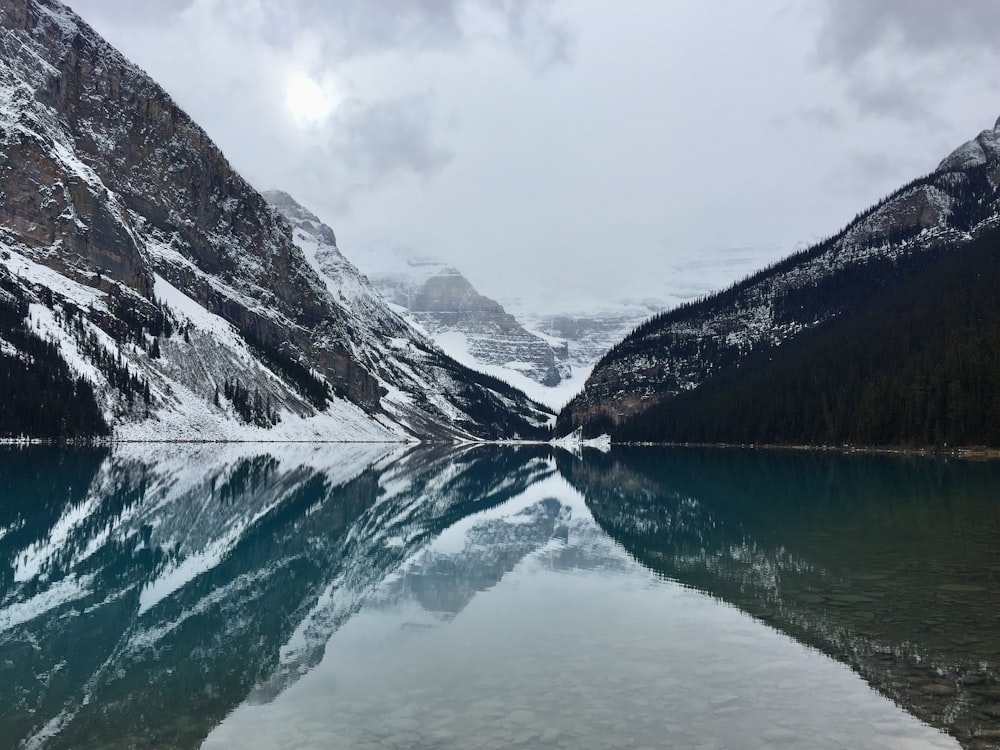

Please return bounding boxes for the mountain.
[347,242,665,409]
[559,116,1000,446]
[516,303,663,378]
[259,190,555,438]
[351,243,570,387]
[0,0,552,441]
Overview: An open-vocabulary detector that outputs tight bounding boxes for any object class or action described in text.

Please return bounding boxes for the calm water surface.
[1,444,999,749]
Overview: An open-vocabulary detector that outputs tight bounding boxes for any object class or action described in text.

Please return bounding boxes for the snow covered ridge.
[560,114,1000,435]
[551,427,611,456]
[0,0,552,440]
[264,191,620,412]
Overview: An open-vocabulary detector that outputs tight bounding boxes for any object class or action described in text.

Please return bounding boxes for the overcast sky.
[67,0,1000,315]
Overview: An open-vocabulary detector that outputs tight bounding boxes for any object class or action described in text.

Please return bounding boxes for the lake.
[2,444,999,749]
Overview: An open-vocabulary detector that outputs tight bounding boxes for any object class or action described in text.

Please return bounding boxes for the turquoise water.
[2,444,998,749]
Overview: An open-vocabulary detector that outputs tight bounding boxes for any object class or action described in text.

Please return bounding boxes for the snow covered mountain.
[351,243,570,389]
[346,242,665,410]
[0,0,552,441]
[263,189,564,390]
[517,304,663,380]
[559,115,1000,438]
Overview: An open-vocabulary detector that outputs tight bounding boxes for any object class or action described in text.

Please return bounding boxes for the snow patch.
[0,574,95,632]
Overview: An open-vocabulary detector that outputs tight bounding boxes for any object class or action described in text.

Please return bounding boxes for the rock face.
[937,116,1000,172]
[408,270,570,387]
[358,246,570,387]
[0,0,552,440]
[559,114,1000,436]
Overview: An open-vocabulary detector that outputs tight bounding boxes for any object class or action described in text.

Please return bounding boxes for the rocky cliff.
[518,306,660,378]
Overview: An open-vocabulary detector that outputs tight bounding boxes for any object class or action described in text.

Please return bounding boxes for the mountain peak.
[261,190,336,247]
[937,115,1000,172]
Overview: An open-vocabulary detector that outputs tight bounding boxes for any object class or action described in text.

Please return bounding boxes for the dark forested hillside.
[559,115,1000,448]
[615,228,1000,447]
[0,275,109,440]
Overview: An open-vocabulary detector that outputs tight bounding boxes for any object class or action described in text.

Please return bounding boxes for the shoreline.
[616,440,1000,461]
[3,437,1000,460]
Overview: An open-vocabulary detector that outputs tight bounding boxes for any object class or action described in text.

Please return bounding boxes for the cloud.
[69,0,185,23]
[822,149,924,198]
[844,76,936,124]
[815,0,1000,65]
[496,0,573,72]
[73,0,572,65]
[798,107,843,130]
[261,0,467,60]
[813,0,1000,124]
[282,0,575,70]
[334,96,455,185]
[68,0,573,212]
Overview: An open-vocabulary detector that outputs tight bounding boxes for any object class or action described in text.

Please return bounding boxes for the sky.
[67,0,1000,316]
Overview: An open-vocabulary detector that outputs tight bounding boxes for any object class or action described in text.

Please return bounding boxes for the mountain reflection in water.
[0,444,996,749]
[559,447,1000,749]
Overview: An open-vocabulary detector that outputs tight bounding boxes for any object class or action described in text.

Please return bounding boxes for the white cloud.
[66,0,1000,315]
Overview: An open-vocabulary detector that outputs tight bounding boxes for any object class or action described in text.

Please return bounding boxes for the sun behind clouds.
[285,71,336,127]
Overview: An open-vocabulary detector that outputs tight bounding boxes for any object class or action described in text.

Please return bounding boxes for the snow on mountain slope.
[263,191,554,436]
[937,115,1000,172]
[0,244,399,441]
[518,308,648,373]
[560,115,1000,435]
[346,242,572,389]
[0,0,551,440]
[344,242,673,410]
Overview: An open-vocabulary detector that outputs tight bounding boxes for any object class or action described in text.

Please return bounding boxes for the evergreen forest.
[0,277,109,440]
[616,227,1000,448]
